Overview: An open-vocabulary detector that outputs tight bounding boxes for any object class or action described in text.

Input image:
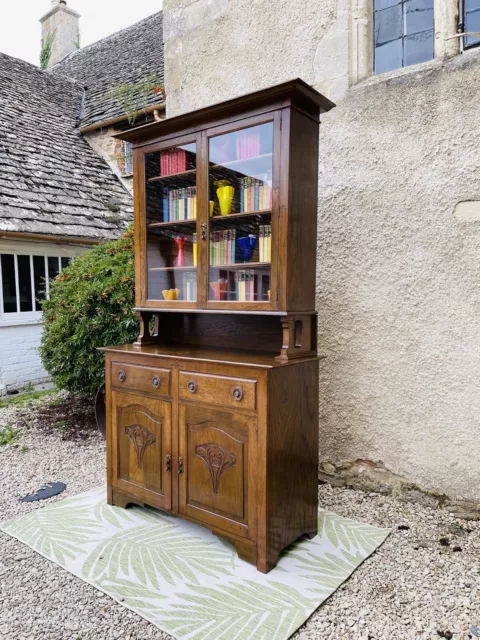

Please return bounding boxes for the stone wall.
[163,0,480,501]
[84,129,134,195]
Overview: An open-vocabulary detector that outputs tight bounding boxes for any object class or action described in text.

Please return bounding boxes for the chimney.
[40,0,80,68]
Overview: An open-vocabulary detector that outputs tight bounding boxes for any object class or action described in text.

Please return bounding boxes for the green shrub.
[39,228,138,397]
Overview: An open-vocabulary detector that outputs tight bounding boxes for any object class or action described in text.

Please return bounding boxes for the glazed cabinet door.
[111,391,172,510]
[204,114,281,311]
[178,403,256,540]
[140,133,203,309]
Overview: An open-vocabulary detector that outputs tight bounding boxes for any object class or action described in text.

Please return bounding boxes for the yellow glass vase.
[215,180,234,216]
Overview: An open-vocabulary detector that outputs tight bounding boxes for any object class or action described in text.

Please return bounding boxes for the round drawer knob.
[232,386,244,402]
[187,380,197,394]
[152,376,160,389]
[118,370,126,383]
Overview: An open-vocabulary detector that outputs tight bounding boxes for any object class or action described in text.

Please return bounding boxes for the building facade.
[163,0,480,501]
[0,3,164,395]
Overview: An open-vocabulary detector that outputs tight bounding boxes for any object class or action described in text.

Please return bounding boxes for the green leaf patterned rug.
[1,487,389,640]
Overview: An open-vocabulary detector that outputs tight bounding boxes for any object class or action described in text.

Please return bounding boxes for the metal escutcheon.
[118,370,126,383]
[187,380,197,394]
[152,376,160,389]
[232,386,244,401]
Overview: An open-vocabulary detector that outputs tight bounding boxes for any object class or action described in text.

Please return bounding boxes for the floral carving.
[125,424,156,468]
[195,443,236,495]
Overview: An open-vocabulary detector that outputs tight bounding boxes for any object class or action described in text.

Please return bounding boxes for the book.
[163,187,197,222]
[160,148,187,176]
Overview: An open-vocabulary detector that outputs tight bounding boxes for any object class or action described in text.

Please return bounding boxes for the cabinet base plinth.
[110,488,145,510]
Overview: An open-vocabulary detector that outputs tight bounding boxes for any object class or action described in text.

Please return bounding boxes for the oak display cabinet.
[102,80,335,573]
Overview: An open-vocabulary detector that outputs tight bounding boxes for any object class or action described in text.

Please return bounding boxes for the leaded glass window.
[464,0,480,48]
[374,0,434,74]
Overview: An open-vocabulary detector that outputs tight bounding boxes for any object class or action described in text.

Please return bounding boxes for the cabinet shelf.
[210,153,273,171]
[210,210,271,221]
[147,169,196,183]
[148,219,197,229]
[210,262,270,270]
[149,266,197,271]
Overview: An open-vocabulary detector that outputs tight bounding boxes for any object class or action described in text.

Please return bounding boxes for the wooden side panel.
[111,391,172,511]
[285,108,320,312]
[178,403,257,540]
[264,359,319,570]
[133,147,146,308]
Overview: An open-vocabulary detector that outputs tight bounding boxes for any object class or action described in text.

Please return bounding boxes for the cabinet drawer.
[179,371,256,411]
[111,362,171,397]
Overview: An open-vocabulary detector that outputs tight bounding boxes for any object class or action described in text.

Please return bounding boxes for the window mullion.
[13,254,20,314]
[0,255,4,319]
[29,255,35,312]
[44,255,49,300]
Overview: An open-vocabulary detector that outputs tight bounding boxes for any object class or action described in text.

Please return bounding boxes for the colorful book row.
[160,148,188,176]
[210,230,236,266]
[163,187,197,222]
[239,175,273,212]
[259,225,272,263]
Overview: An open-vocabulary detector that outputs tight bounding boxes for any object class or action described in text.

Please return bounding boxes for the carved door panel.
[112,391,172,510]
[178,403,256,540]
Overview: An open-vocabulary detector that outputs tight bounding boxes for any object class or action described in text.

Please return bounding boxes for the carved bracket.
[195,443,236,495]
[125,424,156,468]
[134,311,160,346]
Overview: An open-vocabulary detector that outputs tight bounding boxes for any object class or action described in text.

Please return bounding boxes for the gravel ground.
[1,395,479,640]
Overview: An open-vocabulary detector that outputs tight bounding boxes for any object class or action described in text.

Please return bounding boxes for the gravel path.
[1,396,479,640]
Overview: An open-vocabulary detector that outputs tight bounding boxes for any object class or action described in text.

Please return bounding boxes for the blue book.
[254,182,259,211]
[163,195,169,222]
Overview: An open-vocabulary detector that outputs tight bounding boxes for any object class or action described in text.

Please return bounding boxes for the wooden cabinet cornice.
[103,79,334,572]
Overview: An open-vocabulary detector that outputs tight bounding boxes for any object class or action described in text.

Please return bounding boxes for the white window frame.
[118,140,133,177]
[0,251,73,325]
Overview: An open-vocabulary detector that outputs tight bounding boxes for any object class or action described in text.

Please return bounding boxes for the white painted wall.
[0,238,90,395]
[0,321,49,395]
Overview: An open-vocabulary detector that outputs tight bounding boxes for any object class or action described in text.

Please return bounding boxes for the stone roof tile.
[51,12,164,129]
[0,52,132,240]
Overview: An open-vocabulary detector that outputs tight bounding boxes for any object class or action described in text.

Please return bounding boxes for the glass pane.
[466,0,480,12]
[33,256,46,311]
[375,38,403,73]
[405,0,434,35]
[404,29,434,66]
[124,141,133,175]
[465,9,480,47]
[145,142,197,302]
[208,123,273,303]
[61,257,71,269]
[1,254,17,313]
[375,0,401,10]
[375,4,403,45]
[17,255,33,312]
[48,256,60,281]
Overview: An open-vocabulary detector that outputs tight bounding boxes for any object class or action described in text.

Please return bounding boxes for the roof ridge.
[0,51,80,89]
[50,10,162,70]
